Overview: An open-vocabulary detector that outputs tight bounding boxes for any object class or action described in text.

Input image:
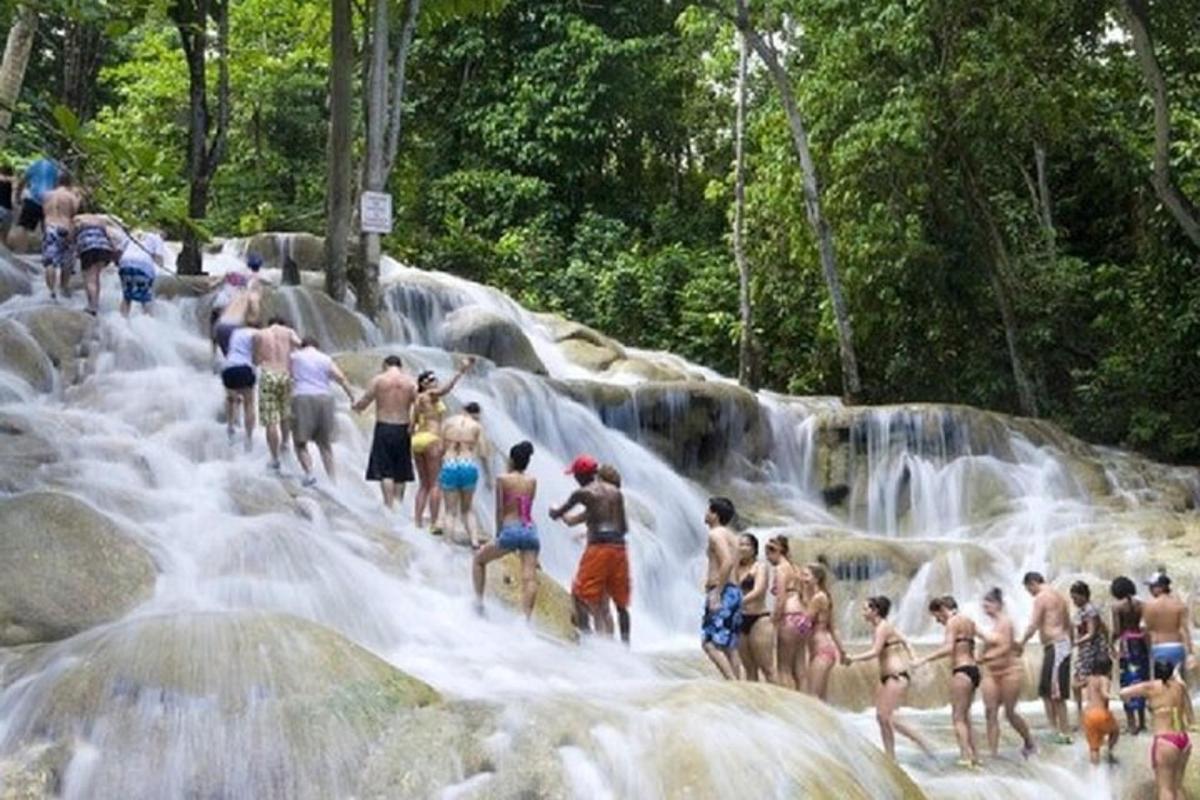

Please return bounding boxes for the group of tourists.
[4,157,165,316]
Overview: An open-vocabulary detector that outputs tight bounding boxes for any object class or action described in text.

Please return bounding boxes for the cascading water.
[0,241,1194,799]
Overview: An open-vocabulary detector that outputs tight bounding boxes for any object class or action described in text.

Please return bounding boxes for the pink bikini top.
[505,491,533,525]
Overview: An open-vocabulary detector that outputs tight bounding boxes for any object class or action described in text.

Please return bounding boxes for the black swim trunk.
[1039,641,1072,700]
[17,198,42,230]
[365,422,414,482]
[953,664,981,689]
[79,247,114,270]
[221,365,256,390]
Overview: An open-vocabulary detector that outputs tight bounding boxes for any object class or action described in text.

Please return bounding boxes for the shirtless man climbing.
[701,497,743,680]
[434,402,489,544]
[353,355,418,511]
[254,316,302,470]
[39,175,81,300]
[1143,571,1194,679]
[550,455,632,644]
[1019,571,1075,742]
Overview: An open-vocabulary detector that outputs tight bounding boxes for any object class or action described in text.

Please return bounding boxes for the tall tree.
[0,3,37,147]
[170,0,231,275]
[732,28,754,387]
[324,0,354,301]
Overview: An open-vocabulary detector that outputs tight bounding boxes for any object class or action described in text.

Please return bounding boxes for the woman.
[977,588,1036,758]
[1072,580,1109,722]
[1121,660,1193,800]
[844,596,929,759]
[472,441,539,618]
[803,562,844,701]
[735,534,776,683]
[1112,575,1149,735]
[914,595,980,767]
[766,536,808,691]
[411,358,472,529]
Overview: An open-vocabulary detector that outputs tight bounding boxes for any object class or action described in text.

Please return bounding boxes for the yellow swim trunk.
[411,430,439,455]
[258,369,293,426]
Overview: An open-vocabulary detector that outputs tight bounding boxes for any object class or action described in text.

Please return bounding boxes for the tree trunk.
[324,0,354,301]
[0,4,37,147]
[384,0,421,177]
[61,16,103,123]
[733,29,755,388]
[354,0,390,316]
[1119,0,1200,250]
[736,5,861,400]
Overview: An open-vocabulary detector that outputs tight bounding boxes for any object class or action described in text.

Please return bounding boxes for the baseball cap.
[564,454,598,476]
[1146,571,1171,589]
[247,252,264,271]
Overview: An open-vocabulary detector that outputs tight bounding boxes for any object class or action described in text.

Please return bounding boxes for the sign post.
[360,191,393,235]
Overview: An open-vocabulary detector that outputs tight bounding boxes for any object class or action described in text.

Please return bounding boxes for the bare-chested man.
[1019,571,1075,742]
[702,497,743,680]
[1144,571,1194,679]
[434,402,489,545]
[39,174,81,300]
[254,316,302,470]
[550,455,632,643]
[352,355,418,511]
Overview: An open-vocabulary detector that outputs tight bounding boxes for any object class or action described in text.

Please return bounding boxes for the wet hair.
[1154,659,1177,683]
[766,535,789,556]
[984,587,1004,606]
[267,316,287,327]
[300,336,319,349]
[56,171,74,187]
[1093,655,1113,676]
[806,562,829,593]
[417,370,436,389]
[509,440,533,471]
[597,464,622,487]
[383,355,403,368]
[1110,576,1137,600]
[929,595,958,613]
[740,532,759,557]
[1022,571,1045,586]
[708,497,735,526]
[464,401,481,415]
[1070,581,1091,600]
[867,596,891,618]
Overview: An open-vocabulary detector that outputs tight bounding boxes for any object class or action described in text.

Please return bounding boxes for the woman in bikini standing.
[410,359,472,529]
[735,533,776,683]
[472,440,539,618]
[803,562,845,701]
[914,595,980,767]
[977,587,1036,758]
[844,596,929,759]
[1121,659,1193,800]
[766,536,809,691]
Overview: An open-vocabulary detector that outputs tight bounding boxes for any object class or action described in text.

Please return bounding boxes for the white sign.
[360,191,393,234]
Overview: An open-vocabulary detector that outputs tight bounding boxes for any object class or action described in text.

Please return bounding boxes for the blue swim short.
[439,458,479,491]
[42,225,73,272]
[119,266,155,304]
[497,521,539,552]
[701,583,743,649]
[1151,642,1187,673]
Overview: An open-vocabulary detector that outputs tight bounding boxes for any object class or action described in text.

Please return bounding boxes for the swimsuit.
[881,671,911,686]
[497,490,539,552]
[1074,603,1108,681]
[739,612,769,636]
[782,611,813,637]
[42,225,72,272]
[1040,639,1072,700]
[75,224,113,269]
[439,457,479,491]
[572,539,630,609]
[257,369,293,427]
[1151,642,1187,673]
[1119,630,1150,712]
[411,399,446,455]
[1153,731,1192,768]
[118,266,154,304]
[701,583,743,649]
[953,664,982,689]
[365,422,415,483]
[1083,706,1118,752]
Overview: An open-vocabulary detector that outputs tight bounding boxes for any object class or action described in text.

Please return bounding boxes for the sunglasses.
[765,546,780,553]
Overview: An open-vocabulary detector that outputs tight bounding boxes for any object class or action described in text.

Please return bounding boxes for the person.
[1081,655,1120,765]
[253,316,302,470]
[212,253,264,356]
[353,354,419,510]
[9,156,59,252]
[0,162,15,234]
[290,337,355,487]
[735,533,776,683]
[38,173,80,300]
[1072,581,1109,722]
[914,595,980,768]
[72,212,120,315]
[700,497,743,681]
[844,596,930,760]
[472,440,539,618]
[410,360,473,528]
[550,454,631,643]
[117,228,166,317]
[802,562,844,700]
[1121,660,1194,799]
[1144,571,1193,678]
[977,587,1036,758]
[434,401,489,544]
[221,320,259,451]
[766,535,809,692]
[1112,575,1150,734]
[1018,571,1074,743]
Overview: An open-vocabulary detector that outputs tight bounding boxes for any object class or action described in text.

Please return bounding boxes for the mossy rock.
[440,305,546,375]
[485,554,579,643]
[560,337,621,371]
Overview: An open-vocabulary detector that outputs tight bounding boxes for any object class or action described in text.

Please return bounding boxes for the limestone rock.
[152,273,214,300]
[606,355,689,383]
[631,381,767,471]
[261,285,376,352]
[440,305,546,375]
[0,249,33,304]
[485,554,579,643]
[0,413,58,492]
[0,319,54,393]
[0,491,156,646]
[560,337,621,371]
[246,232,326,273]
[9,305,91,386]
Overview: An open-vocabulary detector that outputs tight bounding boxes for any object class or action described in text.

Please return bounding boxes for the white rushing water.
[2,242,1193,798]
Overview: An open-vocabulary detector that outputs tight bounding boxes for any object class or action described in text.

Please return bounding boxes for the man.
[290,337,355,487]
[435,402,489,544]
[254,316,302,470]
[8,156,59,252]
[72,212,121,315]
[1019,571,1074,743]
[352,355,418,511]
[212,253,264,356]
[38,173,80,300]
[1144,571,1194,678]
[550,455,632,644]
[701,497,743,680]
[117,228,166,317]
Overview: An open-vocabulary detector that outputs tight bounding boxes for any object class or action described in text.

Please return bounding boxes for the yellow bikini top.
[416,398,446,428]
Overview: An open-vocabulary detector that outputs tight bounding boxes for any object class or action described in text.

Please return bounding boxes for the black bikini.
[953,664,982,689]
[881,670,911,685]
[740,612,769,635]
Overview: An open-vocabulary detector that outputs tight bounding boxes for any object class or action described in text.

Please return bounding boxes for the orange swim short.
[1083,707,1118,752]
[572,544,631,609]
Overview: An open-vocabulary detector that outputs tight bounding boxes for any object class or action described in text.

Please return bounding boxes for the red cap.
[564,454,598,476]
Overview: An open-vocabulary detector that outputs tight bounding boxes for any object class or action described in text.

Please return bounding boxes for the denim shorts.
[497,522,539,552]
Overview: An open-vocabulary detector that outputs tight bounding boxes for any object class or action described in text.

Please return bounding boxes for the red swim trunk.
[572,544,630,609]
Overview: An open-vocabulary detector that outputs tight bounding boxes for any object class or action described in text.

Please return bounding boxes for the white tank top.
[291,348,332,396]
[225,327,255,369]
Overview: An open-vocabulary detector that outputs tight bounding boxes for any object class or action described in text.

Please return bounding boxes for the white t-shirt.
[291,348,333,396]
[224,327,256,369]
[119,232,165,273]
